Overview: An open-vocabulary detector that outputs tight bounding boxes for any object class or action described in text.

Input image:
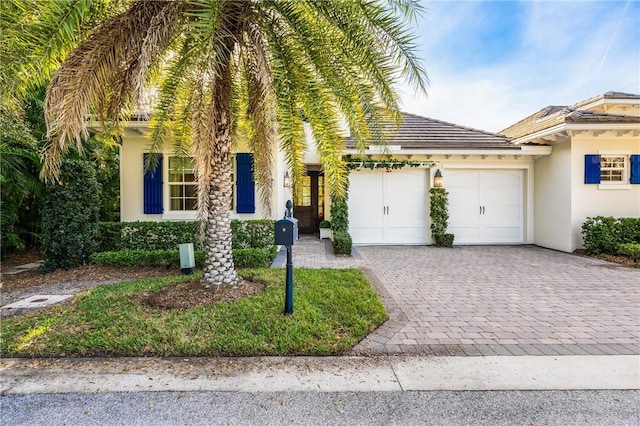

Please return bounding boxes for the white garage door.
[348,169,427,244]
[447,169,523,244]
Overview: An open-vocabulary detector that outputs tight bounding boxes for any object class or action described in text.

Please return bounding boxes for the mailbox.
[275,218,298,246]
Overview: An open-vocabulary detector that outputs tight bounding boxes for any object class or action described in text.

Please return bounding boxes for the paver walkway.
[276,237,640,356]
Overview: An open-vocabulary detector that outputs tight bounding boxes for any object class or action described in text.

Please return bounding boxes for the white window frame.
[167,156,198,212]
[162,155,238,220]
[598,151,631,190]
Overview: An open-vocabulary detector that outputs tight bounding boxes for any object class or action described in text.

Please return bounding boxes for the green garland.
[343,154,436,171]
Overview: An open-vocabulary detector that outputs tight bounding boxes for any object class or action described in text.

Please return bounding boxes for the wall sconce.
[283,171,291,188]
[434,169,443,188]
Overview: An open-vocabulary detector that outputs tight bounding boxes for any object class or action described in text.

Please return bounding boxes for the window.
[600,156,626,183]
[164,154,254,214]
[318,175,324,218]
[168,157,197,211]
[585,153,640,186]
[295,175,312,207]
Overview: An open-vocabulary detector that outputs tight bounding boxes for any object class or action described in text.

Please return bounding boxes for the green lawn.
[1,268,387,357]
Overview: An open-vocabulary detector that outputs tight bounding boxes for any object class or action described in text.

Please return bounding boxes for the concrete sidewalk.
[2,355,638,394]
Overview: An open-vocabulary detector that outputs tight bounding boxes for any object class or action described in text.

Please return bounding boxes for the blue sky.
[399,0,640,132]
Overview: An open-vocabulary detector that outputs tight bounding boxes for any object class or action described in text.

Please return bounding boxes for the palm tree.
[37,0,427,286]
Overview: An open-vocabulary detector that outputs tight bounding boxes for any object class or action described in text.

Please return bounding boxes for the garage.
[446,169,523,244]
[348,168,428,244]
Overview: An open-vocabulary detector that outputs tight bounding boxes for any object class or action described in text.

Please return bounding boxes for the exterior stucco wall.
[570,135,640,250]
[534,141,573,252]
[120,130,279,222]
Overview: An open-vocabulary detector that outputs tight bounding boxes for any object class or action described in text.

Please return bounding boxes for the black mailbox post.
[275,201,297,315]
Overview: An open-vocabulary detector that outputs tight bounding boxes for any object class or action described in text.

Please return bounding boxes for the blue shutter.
[584,154,601,184]
[631,155,640,184]
[143,154,163,214]
[236,153,255,213]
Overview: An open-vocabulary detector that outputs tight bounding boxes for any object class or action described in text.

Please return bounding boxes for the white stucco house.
[501,92,640,252]
[117,92,640,252]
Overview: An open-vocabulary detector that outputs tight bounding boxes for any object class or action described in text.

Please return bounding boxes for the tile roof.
[571,91,640,109]
[500,92,640,140]
[345,112,515,150]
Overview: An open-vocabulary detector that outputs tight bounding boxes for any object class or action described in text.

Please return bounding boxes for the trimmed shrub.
[120,221,200,251]
[318,220,331,229]
[333,231,352,255]
[619,243,640,263]
[97,220,276,252]
[90,247,278,269]
[582,216,640,255]
[92,220,278,270]
[231,219,275,249]
[97,222,124,252]
[41,159,100,272]
[430,187,454,247]
[617,217,640,244]
[90,249,179,267]
[233,247,278,268]
[330,195,349,233]
[434,233,455,248]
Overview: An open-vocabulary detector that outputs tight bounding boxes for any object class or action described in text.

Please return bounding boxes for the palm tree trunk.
[202,57,240,287]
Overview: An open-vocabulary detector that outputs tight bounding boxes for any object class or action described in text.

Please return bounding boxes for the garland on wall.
[343,155,437,171]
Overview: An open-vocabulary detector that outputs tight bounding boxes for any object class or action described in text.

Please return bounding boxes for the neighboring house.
[117,92,640,252]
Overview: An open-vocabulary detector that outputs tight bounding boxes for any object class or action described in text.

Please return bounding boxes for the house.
[117,92,640,252]
[500,92,640,252]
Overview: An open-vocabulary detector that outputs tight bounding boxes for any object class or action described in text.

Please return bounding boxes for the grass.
[0,268,387,358]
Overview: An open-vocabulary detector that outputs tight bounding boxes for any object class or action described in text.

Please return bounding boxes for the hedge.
[97,219,275,252]
[90,247,278,269]
[581,216,640,255]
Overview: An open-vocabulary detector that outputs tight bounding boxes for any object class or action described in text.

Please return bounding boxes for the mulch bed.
[1,265,173,293]
[2,249,265,311]
[574,249,638,267]
[136,278,265,309]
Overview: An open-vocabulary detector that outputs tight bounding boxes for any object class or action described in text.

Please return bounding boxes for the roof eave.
[342,146,550,157]
[511,122,640,145]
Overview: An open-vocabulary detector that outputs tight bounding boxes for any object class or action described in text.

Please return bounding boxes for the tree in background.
[21,0,427,286]
[0,106,42,255]
[1,1,120,257]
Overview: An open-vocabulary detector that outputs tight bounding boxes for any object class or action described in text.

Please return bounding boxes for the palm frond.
[43,0,181,181]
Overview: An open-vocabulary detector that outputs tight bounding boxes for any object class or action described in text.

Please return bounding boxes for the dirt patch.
[136,278,265,309]
[1,248,41,269]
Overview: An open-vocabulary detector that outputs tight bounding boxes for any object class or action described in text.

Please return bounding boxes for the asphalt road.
[3,390,639,426]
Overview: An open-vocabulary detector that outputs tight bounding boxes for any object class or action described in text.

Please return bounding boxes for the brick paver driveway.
[350,245,640,356]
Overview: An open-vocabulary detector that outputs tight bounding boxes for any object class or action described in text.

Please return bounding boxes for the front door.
[294,171,325,234]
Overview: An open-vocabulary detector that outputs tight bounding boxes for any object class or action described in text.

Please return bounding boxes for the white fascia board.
[520,145,552,156]
[510,124,567,145]
[565,122,640,132]
[342,148,539,156]
[577,98,640,111]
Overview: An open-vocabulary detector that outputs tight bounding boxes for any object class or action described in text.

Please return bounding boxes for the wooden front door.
[294,171,325,234]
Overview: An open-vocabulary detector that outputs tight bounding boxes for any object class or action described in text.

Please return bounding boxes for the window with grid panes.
[168,157,197,211]
[600,156,626,183]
